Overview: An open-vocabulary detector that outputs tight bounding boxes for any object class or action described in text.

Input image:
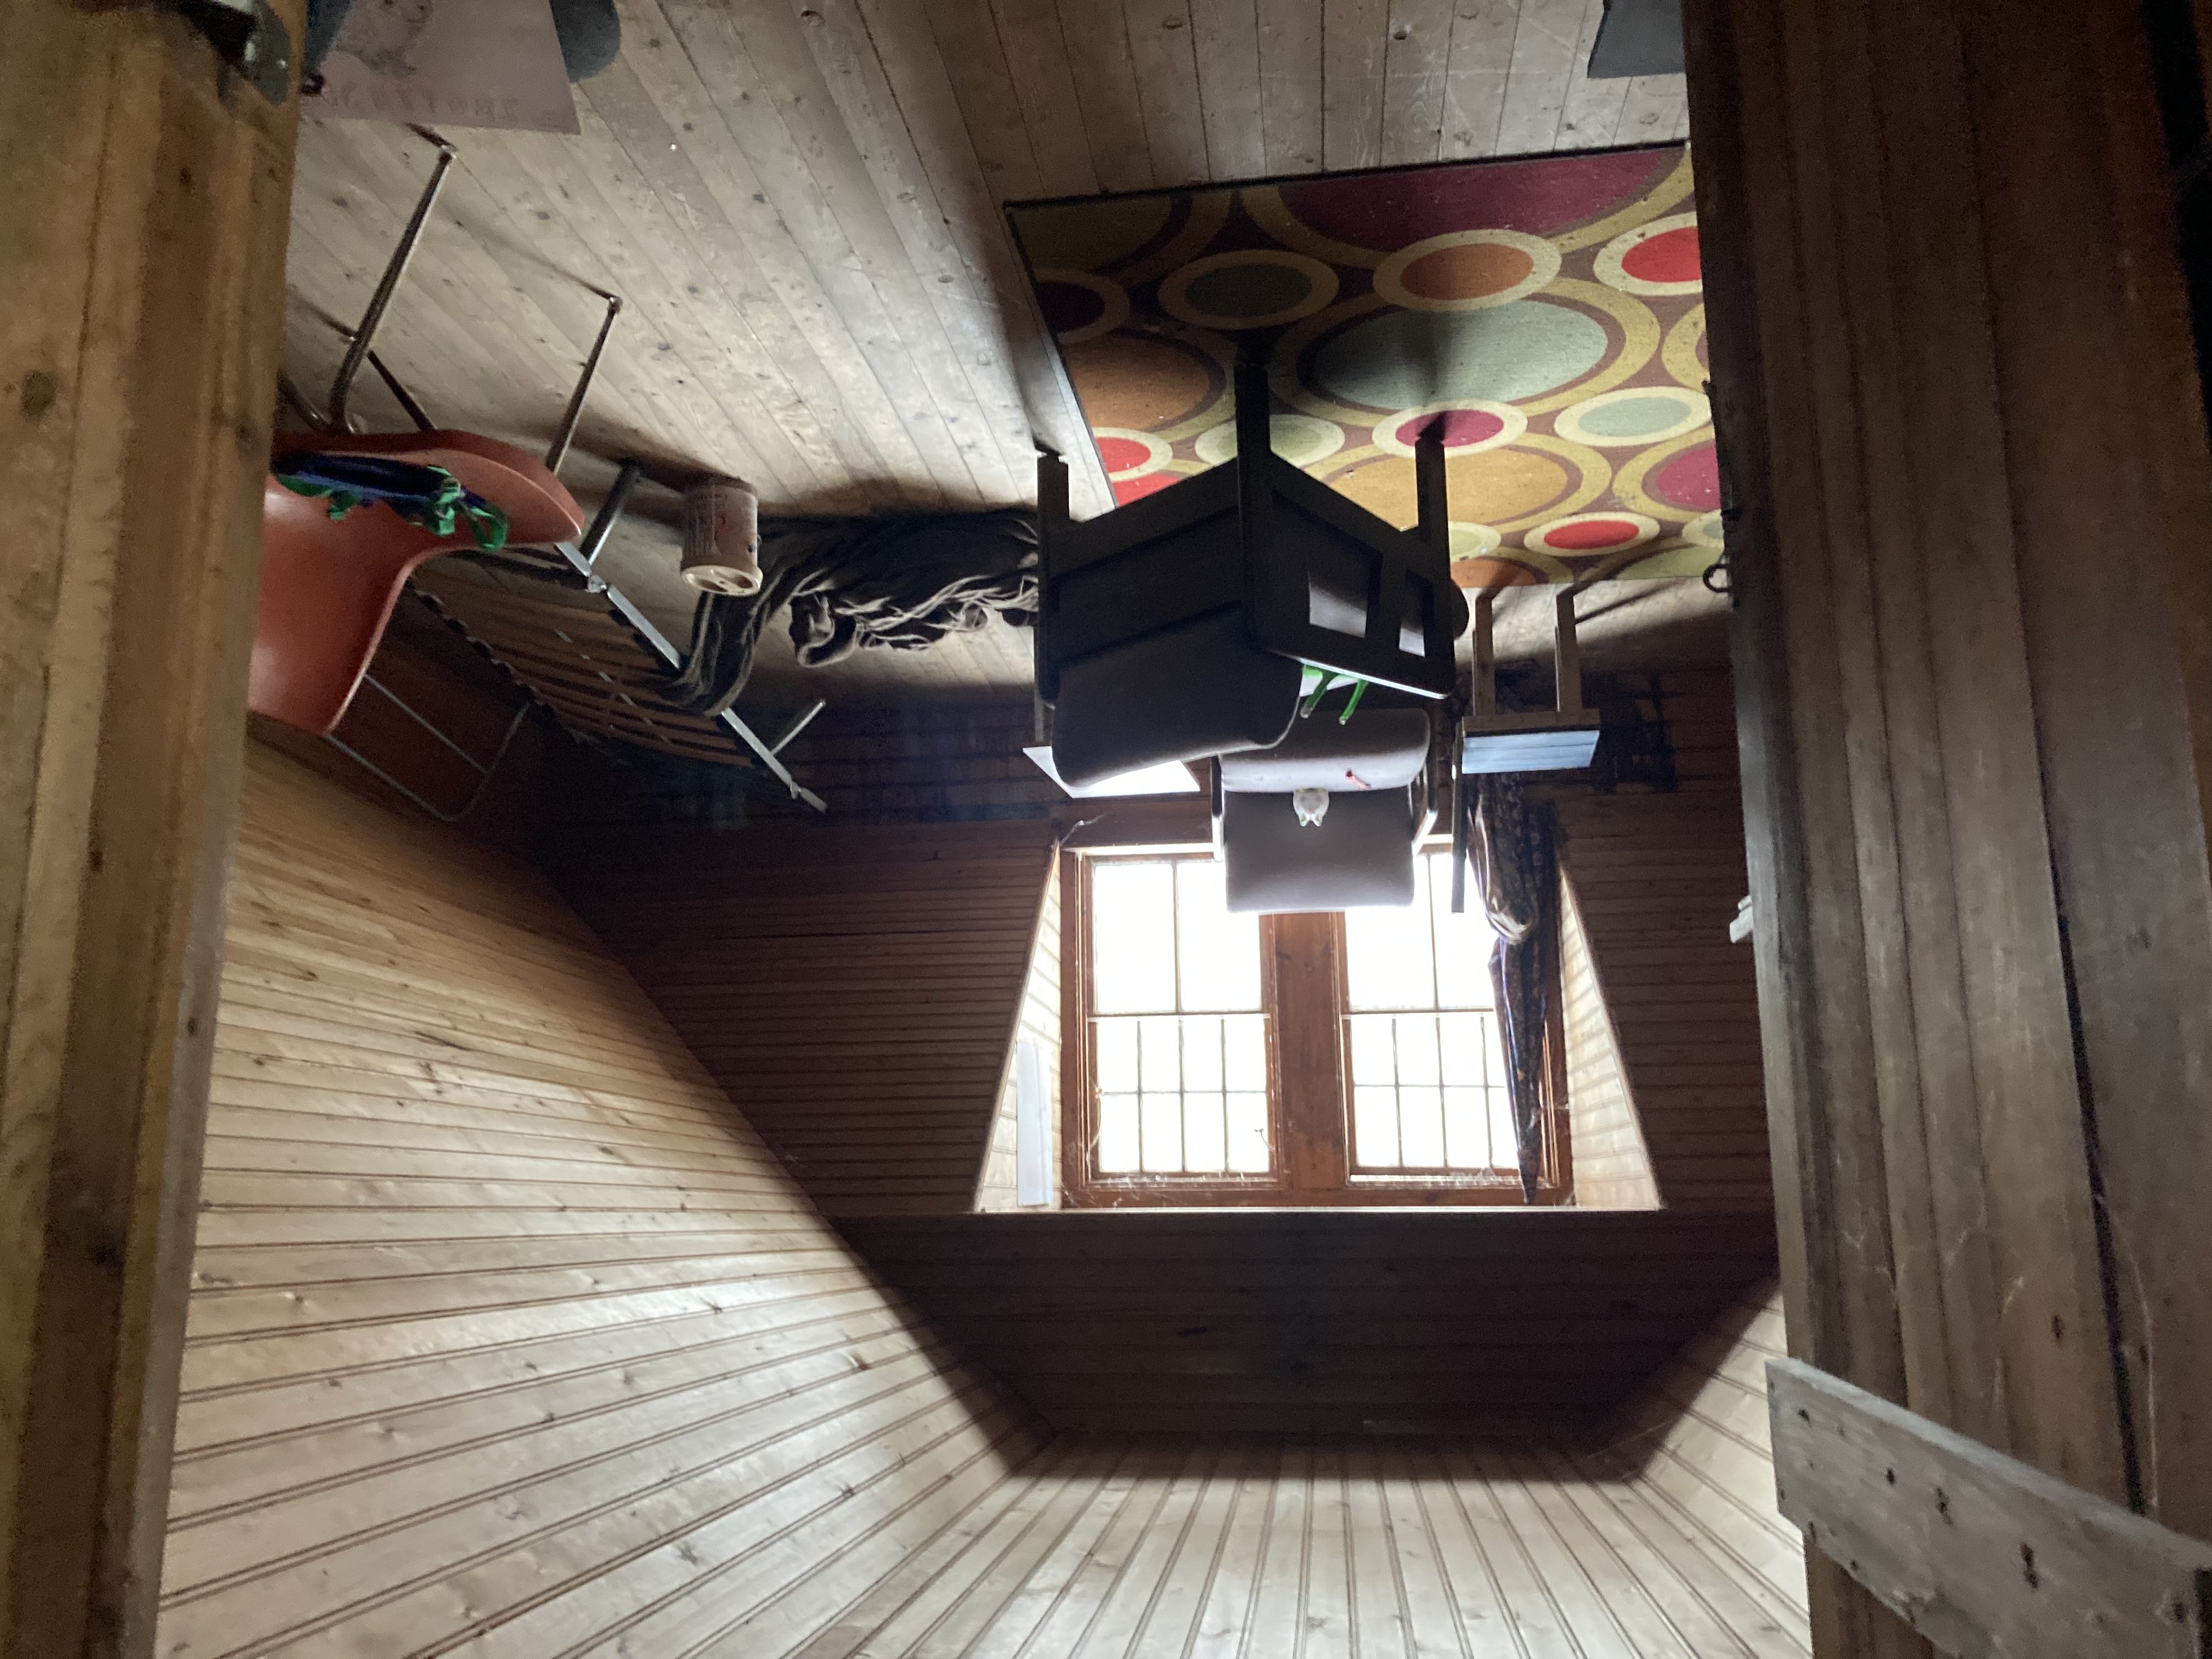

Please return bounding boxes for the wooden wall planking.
[554,813,1060,1216]
[1679,0,2212,1646]
[551,669,1771,1221]
[837,1211,1779,1436]
[1593,1279,1809,1647]
[808,1426,1808,1659]
[1561,869,1661,1209]
[977,858,1063,1210]
[1554,672,1772,1215]
[157,746,1042,1656]
[1,3,301,1649]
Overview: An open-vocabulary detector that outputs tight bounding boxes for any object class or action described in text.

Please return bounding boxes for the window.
[1062,845,1566,1206]
[1342,851,1518,1173]
[1088,857,1271,1178]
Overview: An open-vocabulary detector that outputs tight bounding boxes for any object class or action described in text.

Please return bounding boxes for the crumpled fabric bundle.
[668,509,1039,719]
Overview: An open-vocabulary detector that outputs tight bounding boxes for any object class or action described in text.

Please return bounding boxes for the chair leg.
[1553,588,1584,718]
[543,291,624,475]
[1415,419,1448,560]
[1035,445,1069,703]
[327,126,456,433]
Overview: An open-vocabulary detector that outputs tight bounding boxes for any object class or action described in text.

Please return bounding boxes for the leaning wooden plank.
[1768,1357,2212,1659]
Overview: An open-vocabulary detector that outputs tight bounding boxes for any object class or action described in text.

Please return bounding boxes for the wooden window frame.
[1059,847,1571,1208]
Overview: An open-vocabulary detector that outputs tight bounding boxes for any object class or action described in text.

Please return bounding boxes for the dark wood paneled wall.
[1555,672,1770,1214]
[556,815,1057,1215]
[160,746,1040,1655]
[2,9,300,1651]
[1685,0,2212,1650]
[839,1212,1777,1437]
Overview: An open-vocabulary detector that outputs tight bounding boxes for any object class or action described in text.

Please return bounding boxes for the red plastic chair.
[251,431,585,735]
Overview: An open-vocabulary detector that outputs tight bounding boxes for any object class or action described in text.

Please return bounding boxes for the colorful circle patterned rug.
[1011,146,1717,589]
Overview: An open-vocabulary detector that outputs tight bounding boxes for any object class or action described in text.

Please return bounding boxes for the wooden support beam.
[1679,0,2212,1651]
[1770,1358,2212,1659]
[0,0,301,1651]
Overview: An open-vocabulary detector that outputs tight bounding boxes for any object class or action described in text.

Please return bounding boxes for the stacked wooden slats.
[410,566,751,766]
[157,747,1041,1656]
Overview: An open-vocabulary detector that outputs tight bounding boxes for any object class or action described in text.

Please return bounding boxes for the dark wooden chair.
[1036,362,1467,791]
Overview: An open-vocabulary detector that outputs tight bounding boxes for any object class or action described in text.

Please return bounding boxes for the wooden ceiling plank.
[332,134,745,485]
[1438,0,1520,159]
[1047,0,1158,196]
[846,0,1114,515]
[684,0,1026,509]
[332,146,735,487]
[1187,0,1268,181]
[520,102,866,505]
[287,126,579,444]
[983,0,1106,199]
[1613,74,1689,148]
[1322,0,1389,172]
[1495,0,1583,157]
[1380,0,1459,166]
[457,124,821,501]
[927,0,1053,203]
[1126,0,1215,187]
[1551,0,1633,153]
[1257,0,1326,174]
[571,35,924,507]
[793,0,1047,495]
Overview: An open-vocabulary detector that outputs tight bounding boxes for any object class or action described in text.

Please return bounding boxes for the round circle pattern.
[1373,229,1562,313]
[1553,384,1710,448]
[1193,413,1346,468]
[1596,213,1703,297]
[1648,442,1719,513]
[1160,250,1340,330]
[1310,301,1612,412]
[1092,427,1172,481]
[1449,522,1504,562]
[1063,336,1220,433]
[1034,268,1131,343]
[1373,400,1527,459]
[1526,511,1659,556]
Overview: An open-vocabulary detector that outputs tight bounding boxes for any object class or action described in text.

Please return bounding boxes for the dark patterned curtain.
[1466,776,1558,1201]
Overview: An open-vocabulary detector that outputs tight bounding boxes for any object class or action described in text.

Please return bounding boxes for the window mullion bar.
[1434,1007,1449,1172]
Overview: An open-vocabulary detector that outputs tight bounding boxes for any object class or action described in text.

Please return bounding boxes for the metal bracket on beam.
[174,0,291,104]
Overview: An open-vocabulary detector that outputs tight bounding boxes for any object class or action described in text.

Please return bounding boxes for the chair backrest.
[1220,785,1419,914]
[1035,364,1469,711]
[252,431,584,734]
[1049,609,1302,789]
[1217,703,1432,794]
[1036,366,1468,789]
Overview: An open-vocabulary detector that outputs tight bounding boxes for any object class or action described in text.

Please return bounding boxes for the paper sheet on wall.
[314,0,579,134]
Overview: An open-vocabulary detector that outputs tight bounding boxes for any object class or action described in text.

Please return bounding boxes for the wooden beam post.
[0,2,300,1652]
[1681,0,2212,1652]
